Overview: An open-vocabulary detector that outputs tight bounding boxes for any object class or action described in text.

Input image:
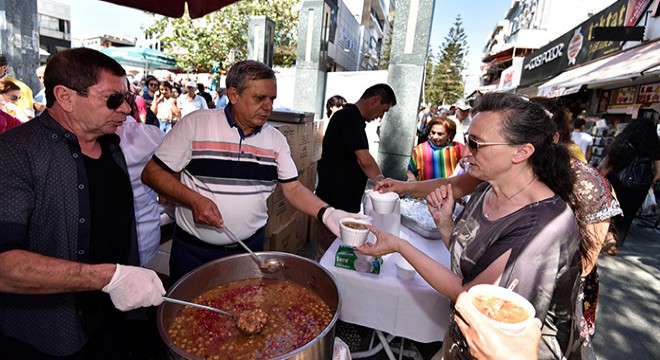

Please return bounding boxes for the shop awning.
[561,39,660,89]
[537,39,660,96]
[536,54,621,97]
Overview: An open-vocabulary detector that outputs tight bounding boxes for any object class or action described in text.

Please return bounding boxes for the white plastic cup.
[369,191,399,214]
[339,218,371,247]
[466,284,536,333]
[395,257,416,280]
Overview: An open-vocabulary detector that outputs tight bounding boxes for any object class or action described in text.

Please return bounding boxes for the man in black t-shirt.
[315,83,396,259]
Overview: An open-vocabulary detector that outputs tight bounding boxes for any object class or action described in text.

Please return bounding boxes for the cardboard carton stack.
[266,119,324,253]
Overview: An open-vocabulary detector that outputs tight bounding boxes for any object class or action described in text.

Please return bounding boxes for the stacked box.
[266,212,307,253]
[265,120,323,253]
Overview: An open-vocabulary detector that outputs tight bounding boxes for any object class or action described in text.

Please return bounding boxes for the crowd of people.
[0,46,659,360]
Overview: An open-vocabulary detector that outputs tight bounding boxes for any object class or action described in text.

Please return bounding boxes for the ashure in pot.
[158,252,341,360]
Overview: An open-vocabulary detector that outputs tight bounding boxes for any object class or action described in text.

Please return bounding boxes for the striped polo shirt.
[153,106,297,245]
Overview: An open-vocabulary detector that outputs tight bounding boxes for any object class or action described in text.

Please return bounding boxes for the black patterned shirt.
[0,111,139,356]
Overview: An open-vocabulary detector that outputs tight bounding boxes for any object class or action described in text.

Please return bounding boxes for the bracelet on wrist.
[317,204,331,222]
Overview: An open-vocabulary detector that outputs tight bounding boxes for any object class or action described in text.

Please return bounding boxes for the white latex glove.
[102,264,166,311]
[322,207,367,238]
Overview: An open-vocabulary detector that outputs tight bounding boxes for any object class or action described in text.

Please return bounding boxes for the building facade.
[481,0,616,90]
[37,0,71,64]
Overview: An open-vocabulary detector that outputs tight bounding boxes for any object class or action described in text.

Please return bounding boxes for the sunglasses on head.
[72,87,132,110]
[464,134,511,153]
[9,95,20,101]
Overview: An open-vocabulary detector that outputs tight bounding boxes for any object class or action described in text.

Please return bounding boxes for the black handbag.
[617,145,654,189]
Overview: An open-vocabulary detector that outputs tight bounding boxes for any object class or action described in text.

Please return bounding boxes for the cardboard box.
[293,141,312,170]
[266,212,307,253]
[297,122,314,146]
[266,185,295,234]
[269,121,298,150]
[334,245,382,274]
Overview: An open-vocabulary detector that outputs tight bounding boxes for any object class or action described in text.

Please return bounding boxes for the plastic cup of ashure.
[339,218,371,247]
[369,191,399,214]
[395,257,416,280]
[467,284,536,334]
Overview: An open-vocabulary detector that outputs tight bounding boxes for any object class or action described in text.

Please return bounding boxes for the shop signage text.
[520,0,652,87]
[523,44,564,71]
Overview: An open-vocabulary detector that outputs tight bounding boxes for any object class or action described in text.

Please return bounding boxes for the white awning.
[537,54,621,97]
[562,39,660,88]
[537,39,660,95]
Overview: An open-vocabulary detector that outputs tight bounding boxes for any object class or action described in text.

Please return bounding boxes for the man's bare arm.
[0,250,114,294]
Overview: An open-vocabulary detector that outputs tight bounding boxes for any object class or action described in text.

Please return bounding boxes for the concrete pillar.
[0,0,40,91]
[293,0,330,119]
[248,16,275,68]
[378,0,435,180]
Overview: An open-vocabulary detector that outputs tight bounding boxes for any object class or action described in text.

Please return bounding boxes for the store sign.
[637,83,660,104]
[520,0,652,86]
[610,86,637,106]
[499,58,523,91]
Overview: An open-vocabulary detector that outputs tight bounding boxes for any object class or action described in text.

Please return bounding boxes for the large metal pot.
[157,252,341,360]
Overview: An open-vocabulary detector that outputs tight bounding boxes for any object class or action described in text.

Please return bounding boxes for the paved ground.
[302,213,660,359]
[593,215,660,360]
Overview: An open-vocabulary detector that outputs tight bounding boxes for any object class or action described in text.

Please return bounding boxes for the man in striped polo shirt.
[142,60,357,282]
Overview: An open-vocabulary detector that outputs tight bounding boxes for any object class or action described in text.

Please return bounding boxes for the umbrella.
[101,0,240,19]
[99,47,178,70]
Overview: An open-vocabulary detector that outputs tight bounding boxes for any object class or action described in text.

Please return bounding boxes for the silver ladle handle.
[224,227,263,266]
[162,296,235,318]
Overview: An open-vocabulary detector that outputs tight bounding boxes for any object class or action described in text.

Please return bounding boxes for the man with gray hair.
[142,60,358,282]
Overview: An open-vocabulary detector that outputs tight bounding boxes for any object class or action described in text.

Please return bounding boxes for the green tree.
[145,0,300,72]
[425,15,468,106]
[378,11,395,70]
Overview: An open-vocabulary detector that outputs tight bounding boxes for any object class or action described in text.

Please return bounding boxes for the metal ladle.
[224,227,284,273]
[162,296,267,335]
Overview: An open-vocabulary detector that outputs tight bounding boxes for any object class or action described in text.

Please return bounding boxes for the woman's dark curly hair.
[530,97,604,267]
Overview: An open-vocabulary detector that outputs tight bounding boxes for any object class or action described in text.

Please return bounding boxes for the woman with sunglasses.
[0,80,29,123]
[151,81,180,133]
[358,92,583,360]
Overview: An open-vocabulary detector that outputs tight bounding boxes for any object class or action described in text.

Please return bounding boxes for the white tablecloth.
[320,226,451,343]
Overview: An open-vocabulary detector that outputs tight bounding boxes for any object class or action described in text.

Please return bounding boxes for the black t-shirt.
[315,104,370,212]
[83,143,133,264]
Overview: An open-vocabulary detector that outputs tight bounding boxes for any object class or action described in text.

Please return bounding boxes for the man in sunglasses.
[0,54,34,120]
[0,48,166,358]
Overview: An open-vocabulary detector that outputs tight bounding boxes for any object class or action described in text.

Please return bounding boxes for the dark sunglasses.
[9,95,20,101]
[148,82,159,87]
[464,134,511,153]
[72,88,132,110]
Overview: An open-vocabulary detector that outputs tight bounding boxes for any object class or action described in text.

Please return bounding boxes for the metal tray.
[400,198,442,240]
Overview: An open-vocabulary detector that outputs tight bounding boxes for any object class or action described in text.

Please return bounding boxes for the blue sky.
[61,0,512,90]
